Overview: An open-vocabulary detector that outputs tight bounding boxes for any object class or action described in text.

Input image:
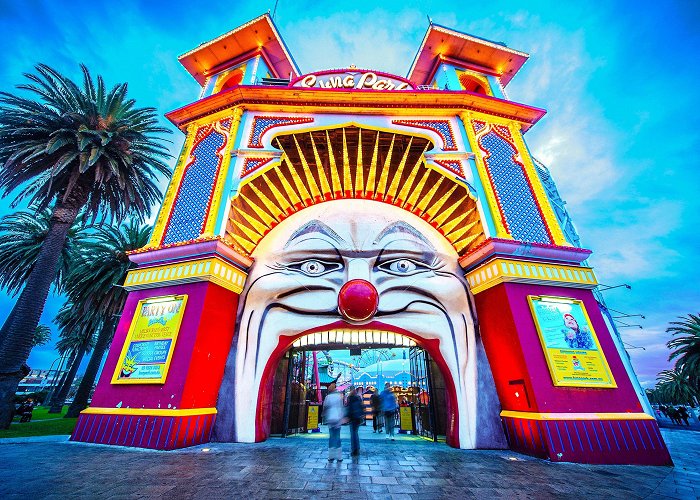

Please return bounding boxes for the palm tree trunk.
[0,194,86,429]
[0,308,19,351]
[65,326,112,418]
[49,347,86,414]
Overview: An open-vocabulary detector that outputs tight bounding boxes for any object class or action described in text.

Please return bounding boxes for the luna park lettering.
[298,72,412,91]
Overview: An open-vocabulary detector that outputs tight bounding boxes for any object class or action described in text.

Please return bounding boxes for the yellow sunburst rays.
[354,129,364,198]
[374,134,395,199]
[396,144,429,207]
[292,135,322,202]
[384,137,413,204]
[309,133,332,200]
[365,132,380,198]
[229,127,485,257]
[342,129,353,197]
[275,139,312,206]
[326,131,342,198]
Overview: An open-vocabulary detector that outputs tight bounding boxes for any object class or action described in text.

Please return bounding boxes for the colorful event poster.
[306,404,320,431]
[112,295,188,384]
[527,295,616,388]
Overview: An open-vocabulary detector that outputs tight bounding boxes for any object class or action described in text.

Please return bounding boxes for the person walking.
[347,386,364,457]
[322,383,345,462]
[677,406,690,426]
[370,388,382,433]
[380,382,398,440]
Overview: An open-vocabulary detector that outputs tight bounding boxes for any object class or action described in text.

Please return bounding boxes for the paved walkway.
[0,426,698,499]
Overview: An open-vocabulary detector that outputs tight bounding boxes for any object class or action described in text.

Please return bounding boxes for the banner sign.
[399,406,413,432]
[292,69,415,91]
[112,295,188,384]
[307,403,320,432]
[527,295,616,388]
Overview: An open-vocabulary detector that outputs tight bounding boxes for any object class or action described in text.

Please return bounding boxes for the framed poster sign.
[111,295,188,384]
[527,295,616,388]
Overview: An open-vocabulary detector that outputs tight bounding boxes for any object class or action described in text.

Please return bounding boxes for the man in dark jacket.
[370,389,382,433]
[347,386,365,457]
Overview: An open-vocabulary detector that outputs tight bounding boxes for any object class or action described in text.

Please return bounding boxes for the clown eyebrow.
[373,221,436,250]
[285,220,348,248]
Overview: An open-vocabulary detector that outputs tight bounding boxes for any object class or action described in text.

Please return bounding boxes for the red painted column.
[463,240,672,465]
[71,240,249,450]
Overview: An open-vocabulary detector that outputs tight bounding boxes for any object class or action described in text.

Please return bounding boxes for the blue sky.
[0,0,698,387]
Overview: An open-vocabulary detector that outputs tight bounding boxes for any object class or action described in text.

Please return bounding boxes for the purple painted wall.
[91,282,211,410]
[503,282,643,413]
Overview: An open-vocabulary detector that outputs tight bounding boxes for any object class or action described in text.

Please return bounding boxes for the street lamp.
[599,283,632,291]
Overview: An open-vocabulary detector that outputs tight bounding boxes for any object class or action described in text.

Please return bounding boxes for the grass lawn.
[0,405,77,439]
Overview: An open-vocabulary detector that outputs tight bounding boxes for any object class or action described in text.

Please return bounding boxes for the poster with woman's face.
[530,299,597,351]
[528,296,616,388]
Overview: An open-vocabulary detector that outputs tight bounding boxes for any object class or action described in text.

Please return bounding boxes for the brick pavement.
[0,426,697,499]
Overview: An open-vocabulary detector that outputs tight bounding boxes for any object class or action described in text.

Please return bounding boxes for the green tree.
[655,368,698,406]
[0,64,171,428]
[32,324,51,347]
[64,221,152,418]
[667,313,700,390]
[0,208,84,348]
[47,302,98,413]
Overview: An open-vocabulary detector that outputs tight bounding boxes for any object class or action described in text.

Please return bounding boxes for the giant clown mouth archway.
[256,322,460,445]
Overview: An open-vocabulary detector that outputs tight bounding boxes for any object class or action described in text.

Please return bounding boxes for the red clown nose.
[338,279,379,322]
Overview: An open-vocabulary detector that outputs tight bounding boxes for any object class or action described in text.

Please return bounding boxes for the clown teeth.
[291,329,416,348]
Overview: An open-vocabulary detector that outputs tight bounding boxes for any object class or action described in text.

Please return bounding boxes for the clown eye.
[378,259,430,276]
[287,260,341,277]
[301,260,326,275]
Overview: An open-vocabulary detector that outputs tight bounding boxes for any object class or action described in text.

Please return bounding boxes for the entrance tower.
[71,14,671,465]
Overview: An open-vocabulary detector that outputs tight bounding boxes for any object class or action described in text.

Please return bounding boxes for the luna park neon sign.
[294,70,414,91]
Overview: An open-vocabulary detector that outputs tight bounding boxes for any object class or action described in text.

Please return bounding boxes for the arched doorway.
[257,324,459,445]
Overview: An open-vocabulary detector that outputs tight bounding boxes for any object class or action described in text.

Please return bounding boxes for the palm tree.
[47,302,98,413]
[667,313,700,389]
[0,208,84,348]
[32,325,51,348]
[655,368,698,405]
[64,221,152,418]
[0,64,171,428]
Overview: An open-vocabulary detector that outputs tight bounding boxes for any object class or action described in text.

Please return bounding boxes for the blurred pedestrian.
[370,388,382,433]
[322,383,345,462]
[677,406,690,426]
[347,386,364,457]
[380,382,398,441]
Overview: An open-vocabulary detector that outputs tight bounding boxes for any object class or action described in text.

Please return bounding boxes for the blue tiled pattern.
[480,130,551,244]
[241,157,272,177]
[392,120,457,151]
[162,129,226,244]
[248,117,313,148]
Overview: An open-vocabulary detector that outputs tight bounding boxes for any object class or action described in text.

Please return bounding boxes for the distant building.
[17,369,66,395]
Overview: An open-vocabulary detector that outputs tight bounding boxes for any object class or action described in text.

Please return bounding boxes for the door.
[409,346,439,441]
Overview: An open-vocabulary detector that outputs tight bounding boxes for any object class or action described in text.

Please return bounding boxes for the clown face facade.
[72,14,672,465]
[214,200,503,448]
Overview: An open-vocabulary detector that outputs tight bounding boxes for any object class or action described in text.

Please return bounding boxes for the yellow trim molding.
[124,256,247,293]
[500,410,654,421]
[465,257,597,294]
[81,407,217,417]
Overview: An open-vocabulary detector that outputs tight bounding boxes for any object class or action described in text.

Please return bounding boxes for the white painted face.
[232,199,478,448]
